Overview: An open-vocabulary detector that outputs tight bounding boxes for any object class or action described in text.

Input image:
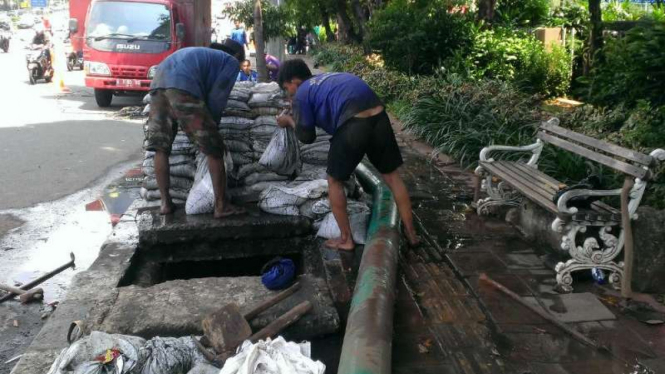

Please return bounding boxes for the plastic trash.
[315,200,371,245]
[219,337,325,374]
[261,258,296,290]
[259,127,302,176]
[185,149,233,215]
[591,268,607,285]
[46,331,209,374]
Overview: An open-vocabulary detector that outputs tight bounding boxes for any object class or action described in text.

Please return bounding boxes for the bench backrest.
[537,118,654,180]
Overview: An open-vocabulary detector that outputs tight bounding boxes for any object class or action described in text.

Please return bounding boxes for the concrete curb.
[338,162,400,374]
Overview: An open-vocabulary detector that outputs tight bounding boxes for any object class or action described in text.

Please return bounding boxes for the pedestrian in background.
[230,21,248,51]
[276,59,420,250]
[265,53,280,82]
[237,59,258,82]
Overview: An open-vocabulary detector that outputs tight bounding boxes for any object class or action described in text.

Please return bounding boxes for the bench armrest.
[479,139,544,166]
[651,149,665,164]
[556,188,622,215]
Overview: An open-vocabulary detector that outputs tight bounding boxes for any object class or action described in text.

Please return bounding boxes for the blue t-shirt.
[230,28,247,46]
[294,73,382,135]
[151,47,239,123]
[237,70,258,82]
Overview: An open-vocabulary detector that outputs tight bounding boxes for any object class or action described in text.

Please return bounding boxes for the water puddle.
[0,162,142,303]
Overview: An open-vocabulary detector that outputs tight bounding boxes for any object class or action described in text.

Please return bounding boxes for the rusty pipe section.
[338,163,400,374]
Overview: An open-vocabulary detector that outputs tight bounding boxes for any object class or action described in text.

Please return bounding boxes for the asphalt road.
[0,29,144,210]
[0,26,145,373]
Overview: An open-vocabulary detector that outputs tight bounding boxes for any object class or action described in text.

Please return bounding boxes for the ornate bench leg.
[475,173,523,216]
[552,219,625,293]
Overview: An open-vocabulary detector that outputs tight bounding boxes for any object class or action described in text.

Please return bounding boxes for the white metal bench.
[474,118,665,292]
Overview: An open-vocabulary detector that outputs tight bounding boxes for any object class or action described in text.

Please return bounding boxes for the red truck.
[68,0,211,107]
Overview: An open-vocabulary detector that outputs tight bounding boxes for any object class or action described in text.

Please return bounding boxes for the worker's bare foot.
[160,200,176,215]
[405,230,421,248]
[214,204,246,219]
[324,237,355,251]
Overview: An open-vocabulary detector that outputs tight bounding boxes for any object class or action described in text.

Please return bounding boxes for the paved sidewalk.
[390,119,665,374]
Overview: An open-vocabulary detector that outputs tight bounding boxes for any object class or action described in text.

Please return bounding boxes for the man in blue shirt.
[230,21,248,50]
[276,59,419,250]
[237,59,258,82]
[146,40,245,218]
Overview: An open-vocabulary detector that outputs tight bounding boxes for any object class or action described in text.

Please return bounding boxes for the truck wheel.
[95,89,113,107]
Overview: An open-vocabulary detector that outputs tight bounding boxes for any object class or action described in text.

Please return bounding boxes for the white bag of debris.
[314,199,371,245]
[220,337,325,374]
[259,127,302,176]
[185,150,233,215]
[46,331,209,374]
[258,180,328,216]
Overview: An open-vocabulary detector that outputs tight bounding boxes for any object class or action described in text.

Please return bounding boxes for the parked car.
[17,15,35,29]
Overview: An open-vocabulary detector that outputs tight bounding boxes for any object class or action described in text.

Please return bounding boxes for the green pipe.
[338,163,400,374]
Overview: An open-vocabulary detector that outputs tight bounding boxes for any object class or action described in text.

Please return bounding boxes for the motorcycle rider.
[31,27,52,71]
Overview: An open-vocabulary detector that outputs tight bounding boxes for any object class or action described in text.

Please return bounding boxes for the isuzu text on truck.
[69,0,210,107]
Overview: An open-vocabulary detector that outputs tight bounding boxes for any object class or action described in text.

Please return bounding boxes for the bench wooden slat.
[507,162,560,193]
[481,161,558,214]
[482,161,621,222]
[541,122,653,166]
[537,132,649,179]
[506,162,619,217]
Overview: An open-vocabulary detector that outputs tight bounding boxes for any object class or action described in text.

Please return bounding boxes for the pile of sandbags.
[219,82,295,203]
[140,131,197,204]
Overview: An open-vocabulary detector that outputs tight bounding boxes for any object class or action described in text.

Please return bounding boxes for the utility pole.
[254,0,268,82]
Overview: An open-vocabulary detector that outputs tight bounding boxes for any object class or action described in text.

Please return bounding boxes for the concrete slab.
[137,206,312,245]
[523,292,616,323]
[95,275,339,341]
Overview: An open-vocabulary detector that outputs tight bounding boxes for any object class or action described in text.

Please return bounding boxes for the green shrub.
[580,20,665,108]
[495,0,550,27]
[449,28,571,97]
[368,0,475,74]
[402,78,545,166]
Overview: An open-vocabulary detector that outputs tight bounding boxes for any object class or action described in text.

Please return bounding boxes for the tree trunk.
[477,0,496,23]
[350,0,370,54]
[254,0,268,82]
[335,0,358,44]
[585,0,603,75]
[321,11,335,42]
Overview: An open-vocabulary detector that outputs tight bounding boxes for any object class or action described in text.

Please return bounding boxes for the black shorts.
[327,111,403,181]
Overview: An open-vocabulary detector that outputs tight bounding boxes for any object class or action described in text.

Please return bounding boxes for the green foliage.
[580,20,665,108]
[549,1,589,32]
[447,28,571,97]
[367,0,476,74]
[402,78,545,166]
[603,0,643,22]
[222,0,290,40]
[495,0,550,27]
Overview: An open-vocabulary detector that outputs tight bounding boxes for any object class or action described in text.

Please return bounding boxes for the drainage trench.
[84,204,364,373]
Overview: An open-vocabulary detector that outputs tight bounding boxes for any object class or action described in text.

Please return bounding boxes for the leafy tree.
[223,0,289,41]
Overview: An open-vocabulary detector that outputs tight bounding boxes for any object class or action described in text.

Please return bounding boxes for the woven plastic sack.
[258,180,328,216]
[185,149,233,215]
[259,127,302,176]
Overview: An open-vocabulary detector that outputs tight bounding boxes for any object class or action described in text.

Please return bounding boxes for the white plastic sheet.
[219,337,325,374]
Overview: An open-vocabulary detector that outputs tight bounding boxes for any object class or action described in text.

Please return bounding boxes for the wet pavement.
[0,162,142,373]
[391,125,665,374]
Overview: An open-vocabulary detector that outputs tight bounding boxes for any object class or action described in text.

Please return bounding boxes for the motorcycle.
[0,23,10,53]
[66,49,83,71]
[63,37,84,71]
[26,46,53,85]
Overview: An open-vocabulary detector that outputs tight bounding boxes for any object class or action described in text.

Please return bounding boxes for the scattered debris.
[416,338,432,354]
[4,354,23,365]
[13,319,19,327]
[0,284,43,303]
[0,253,75,303]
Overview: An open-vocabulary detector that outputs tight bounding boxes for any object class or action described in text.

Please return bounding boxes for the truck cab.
[80,0,210,107]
